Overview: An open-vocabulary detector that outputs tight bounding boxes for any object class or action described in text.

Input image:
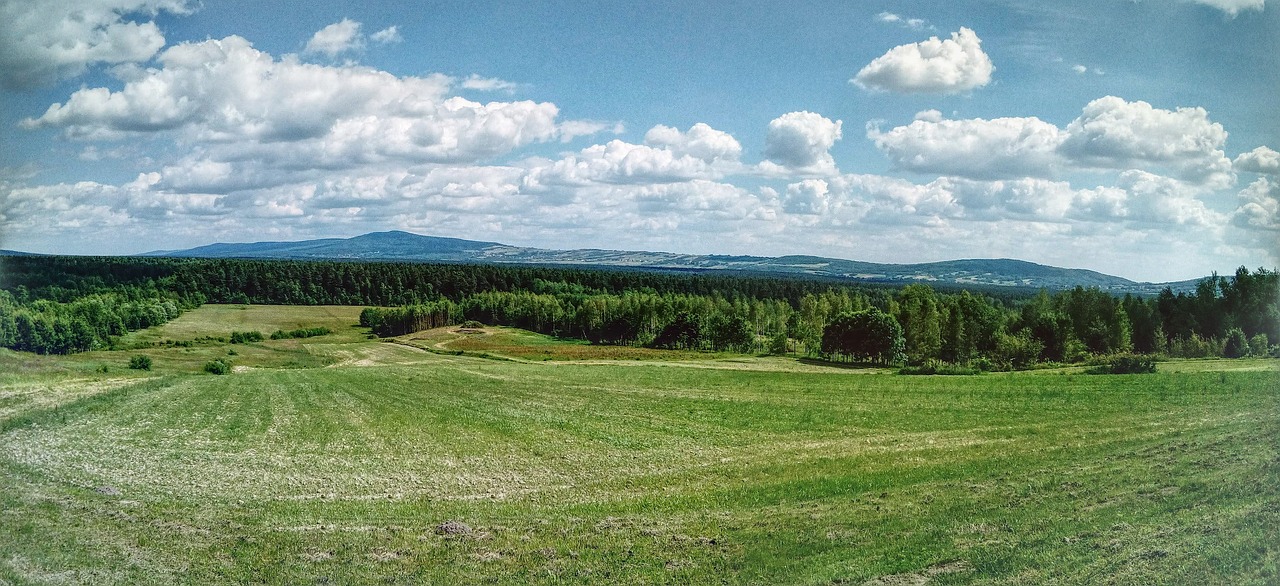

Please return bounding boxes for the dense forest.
[1,255,1276,368]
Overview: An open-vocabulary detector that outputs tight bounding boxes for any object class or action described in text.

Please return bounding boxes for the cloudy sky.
[1,0,1276,282]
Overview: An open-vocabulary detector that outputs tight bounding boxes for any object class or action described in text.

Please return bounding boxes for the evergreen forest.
[1,255,1275,368]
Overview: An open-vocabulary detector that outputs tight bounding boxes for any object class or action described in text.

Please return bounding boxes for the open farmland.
[1,306,1277,584]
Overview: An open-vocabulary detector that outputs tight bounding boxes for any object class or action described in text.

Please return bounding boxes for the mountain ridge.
[125,230,1199,294]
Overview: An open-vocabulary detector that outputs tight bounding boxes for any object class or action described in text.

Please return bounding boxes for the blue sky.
[1,0,1276,282]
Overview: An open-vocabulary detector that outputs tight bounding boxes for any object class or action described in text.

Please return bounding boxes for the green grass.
[401,325,749,362]
[1,306,1277,584]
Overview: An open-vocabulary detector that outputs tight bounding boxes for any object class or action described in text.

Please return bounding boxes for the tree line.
[1,255,1276,365]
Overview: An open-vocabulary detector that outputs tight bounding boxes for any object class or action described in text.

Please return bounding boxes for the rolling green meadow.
[1,305,1277,584]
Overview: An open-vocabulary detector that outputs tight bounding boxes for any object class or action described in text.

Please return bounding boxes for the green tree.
[895,284,942,364]
[1223,328,1250,358]
[821,309,905,366]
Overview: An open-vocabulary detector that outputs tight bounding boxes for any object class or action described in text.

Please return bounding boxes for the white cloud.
[1233,177,1280,231]
[782,179,830,215]
[1234,146,1280,175]
[0,0,192,89]
[305,19,364,57]
[523,139,719,188]
[867,115,1065,179]
[1114,170,1222,226]
[643,123,742,163]
[869,96,1235,186]
[852,28,993,94]
[762,111,842,173]
[371,26,402,44]
[1188,0,1267,17]
[1059,96,1233,186]
[1072,64,1088,74]
[461,74,520,93]
[875,12,929,30]
[20,36,565,168]
[558,120,625,142]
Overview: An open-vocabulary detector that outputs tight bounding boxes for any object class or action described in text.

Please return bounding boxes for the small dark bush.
[269,327,332,340]
[1223,328,1249,358]
[128,355,152,371]
[203,358,232,375]
[900,360,981,376]
[1091,354,1156,374]
[461,320,485,329]
[229,331,264,344]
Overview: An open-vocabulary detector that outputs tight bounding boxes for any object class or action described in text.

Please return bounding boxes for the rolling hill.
[135,230,1197,294]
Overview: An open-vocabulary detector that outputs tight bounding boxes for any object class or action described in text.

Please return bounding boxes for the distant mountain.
[135,230,1199,294]
[147,231,503,262]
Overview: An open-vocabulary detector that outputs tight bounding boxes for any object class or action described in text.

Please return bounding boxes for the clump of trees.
[820,309,905,365]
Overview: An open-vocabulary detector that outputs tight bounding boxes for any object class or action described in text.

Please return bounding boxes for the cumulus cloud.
[868,115,1065,179]
[0,0,192,89]
[762,111,842,173]
[852,28,993,94]
[1233,177,1280,231]
[370,26,402,44]
[1188,0,1267,17]
[522,139,720,189]
[782,179,831,215]
[304,19,364,57]
[1234,146,1280,175]
[643,123,742,163]
[1060,96,1233,186]
[20,36,565,168]
[869,97,1235,186]
[1114,170,1222,226]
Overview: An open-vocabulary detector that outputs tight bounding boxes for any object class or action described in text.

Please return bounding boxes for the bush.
[228,331,264,344]
[1223,328,1249,358]
[899,360,980,375]
[128,355,152,370]
[1249,333,1269,357]
[269,327,332,340]
[203,358,232,375]
[1089,354,1156,374]
[461,320,485,329]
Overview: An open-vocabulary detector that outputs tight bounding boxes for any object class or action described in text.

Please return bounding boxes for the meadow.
[0,305,1276,584]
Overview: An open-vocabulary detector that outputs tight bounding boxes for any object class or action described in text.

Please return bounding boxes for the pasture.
[0,305,1276,584]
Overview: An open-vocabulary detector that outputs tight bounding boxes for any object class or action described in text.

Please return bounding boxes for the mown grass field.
[1,305,1277,584]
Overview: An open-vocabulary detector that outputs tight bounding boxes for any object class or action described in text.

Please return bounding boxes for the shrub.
[228,331,264,344]
[128,355,152,370]
[269,327,332,340]
[1249,333,1269,357]
[899,360,980,376]
[461,320,485,329]
[1090,354,1156,374]
[1223,328,1249,358]
[203,358,231,375]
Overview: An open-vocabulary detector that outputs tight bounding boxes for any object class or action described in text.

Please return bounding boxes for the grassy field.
[1,305,1277,584]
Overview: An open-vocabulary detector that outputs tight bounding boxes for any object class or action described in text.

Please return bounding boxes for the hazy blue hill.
[135,231,1196,293]
[146,231,509,261]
